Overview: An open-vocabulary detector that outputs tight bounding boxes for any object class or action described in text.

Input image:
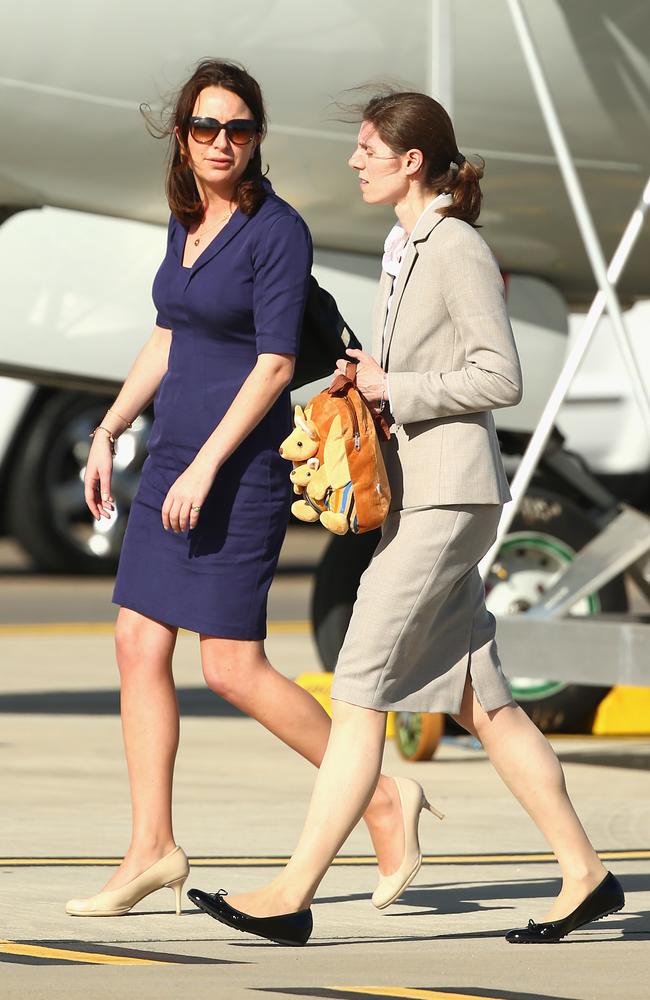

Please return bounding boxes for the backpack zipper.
[344,397,361,450]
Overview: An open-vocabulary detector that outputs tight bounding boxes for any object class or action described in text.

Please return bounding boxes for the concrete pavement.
[1,616,649,1000]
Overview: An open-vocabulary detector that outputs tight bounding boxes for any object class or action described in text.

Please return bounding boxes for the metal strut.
[480,0,650,577]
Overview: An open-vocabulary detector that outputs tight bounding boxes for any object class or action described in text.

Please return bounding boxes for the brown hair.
[142,59,268,225]
[360,90,484,226]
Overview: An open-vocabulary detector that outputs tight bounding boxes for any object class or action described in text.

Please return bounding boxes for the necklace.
[193,208,234,247]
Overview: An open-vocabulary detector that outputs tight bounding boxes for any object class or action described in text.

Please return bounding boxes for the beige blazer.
[372,201,523,509]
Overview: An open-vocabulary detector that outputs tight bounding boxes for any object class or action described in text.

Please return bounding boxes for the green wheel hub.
[396,711,422,757]
[486,532,600,702]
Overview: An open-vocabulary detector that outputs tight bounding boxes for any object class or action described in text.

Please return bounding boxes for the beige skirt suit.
[330,195,523,715]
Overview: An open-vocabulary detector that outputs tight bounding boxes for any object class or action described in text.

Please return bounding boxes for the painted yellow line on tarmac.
[0,620,310,636]
[1,849,648,867]
[337,989,500,1000]
[267,620,311,634]
[0,940,162,966]
[0,622,115,636]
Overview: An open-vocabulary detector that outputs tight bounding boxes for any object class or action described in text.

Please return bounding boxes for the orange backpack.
[279,363,391,535]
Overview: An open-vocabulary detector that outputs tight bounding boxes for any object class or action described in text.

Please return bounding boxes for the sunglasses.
[189,116,258,146]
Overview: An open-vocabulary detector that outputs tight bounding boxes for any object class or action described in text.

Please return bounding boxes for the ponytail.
[437,154,485,227]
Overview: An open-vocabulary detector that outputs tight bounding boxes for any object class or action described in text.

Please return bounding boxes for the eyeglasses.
[356,145,399,161]
[189,117,257,146]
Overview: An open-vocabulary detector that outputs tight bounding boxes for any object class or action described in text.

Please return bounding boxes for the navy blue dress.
[112,184,312,639]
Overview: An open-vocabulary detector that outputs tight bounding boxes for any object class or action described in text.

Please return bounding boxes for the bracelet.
[107,406,133,429]
[378,375,387,413]
[89,425,117,456]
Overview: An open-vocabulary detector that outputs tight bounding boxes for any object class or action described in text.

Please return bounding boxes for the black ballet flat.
[506,871,624,943]
[187,888,313,947]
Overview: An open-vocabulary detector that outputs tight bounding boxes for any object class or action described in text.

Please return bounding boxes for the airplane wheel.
[484,487,626,732]
[311,530,380,669]
[6,390,151,573]
[395,711,444,761]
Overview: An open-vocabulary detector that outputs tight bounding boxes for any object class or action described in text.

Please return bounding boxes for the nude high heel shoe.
[65,845,190,917]
[372,777,444,910]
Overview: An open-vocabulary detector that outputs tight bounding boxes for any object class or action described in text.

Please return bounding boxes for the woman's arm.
[103,324,172,431]
[83,324,171,520]
[161,353,295,533]
[161,211,312,534]
[387,229,523,425]
[197,352,295,469]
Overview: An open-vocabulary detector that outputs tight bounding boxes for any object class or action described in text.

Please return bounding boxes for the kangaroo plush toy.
[280,403,355,534]
[280,365,390,536]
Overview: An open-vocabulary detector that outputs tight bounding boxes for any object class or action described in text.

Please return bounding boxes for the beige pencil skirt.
[330,504,514,715]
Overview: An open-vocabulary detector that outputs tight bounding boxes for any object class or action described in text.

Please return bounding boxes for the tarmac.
[1,535,649,1000]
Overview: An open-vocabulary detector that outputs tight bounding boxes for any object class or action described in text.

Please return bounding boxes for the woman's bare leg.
[452,676,607,921]
[199,637,402,871]
[225,698,388,916]
[100,608,179,892]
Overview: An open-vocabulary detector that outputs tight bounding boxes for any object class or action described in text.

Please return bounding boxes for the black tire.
[312,487,627,733]
[6,391,151,574]
[311,529,380,670]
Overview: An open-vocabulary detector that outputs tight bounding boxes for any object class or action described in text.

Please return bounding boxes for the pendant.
[194,237,200,246]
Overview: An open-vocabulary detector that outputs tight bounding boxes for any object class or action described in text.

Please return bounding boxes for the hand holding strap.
[328,362,391,441]
[328,361,356,396]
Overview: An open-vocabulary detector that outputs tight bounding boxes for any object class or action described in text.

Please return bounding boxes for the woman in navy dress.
[67,60,400,919]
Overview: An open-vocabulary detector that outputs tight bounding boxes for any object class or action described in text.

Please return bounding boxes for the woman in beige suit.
[189,91,624,945]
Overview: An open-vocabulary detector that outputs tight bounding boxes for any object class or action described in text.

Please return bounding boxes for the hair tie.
[454,152,466,167]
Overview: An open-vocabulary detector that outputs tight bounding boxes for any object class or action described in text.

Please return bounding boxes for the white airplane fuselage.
[0,0,649,475]
[1,0,648,301]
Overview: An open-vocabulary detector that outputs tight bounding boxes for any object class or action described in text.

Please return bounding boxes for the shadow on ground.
[0,688,243,717]
[315,872,650,940]
[257,988,588,1000]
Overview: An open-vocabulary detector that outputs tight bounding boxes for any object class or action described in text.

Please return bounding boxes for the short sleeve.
[252,214,313,356]
[154,215,176,330]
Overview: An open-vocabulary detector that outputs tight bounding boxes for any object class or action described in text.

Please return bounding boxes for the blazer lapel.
[372,270,392,361]
[180,210,250,287]
[381,209,449,367]
[381,240,419,367]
